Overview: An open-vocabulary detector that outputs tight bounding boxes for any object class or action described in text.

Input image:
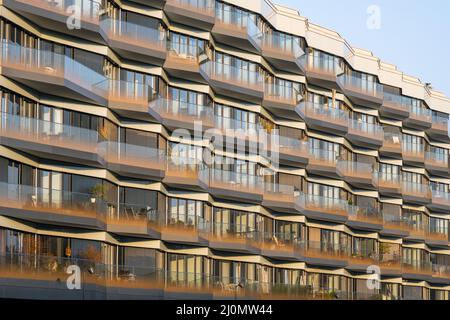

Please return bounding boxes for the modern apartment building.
[0,0,449,300]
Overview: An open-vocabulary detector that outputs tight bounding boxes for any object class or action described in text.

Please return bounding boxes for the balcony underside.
[346,132,383,149]
[163,172,205,192]
[380,226,409,238]
[339,88,383,109]
[0,205,105,231]
[148,106,214,132]
[346,220,383,232]
[306,160,338,178]
[106,162,165,181]
[262,50,303,75]
[402,193,431,205]
[106,221,161,239]
[200,71,263,104]
[107,99,153,122]
[378,183,401,197]
[403,117,432,131]
[300,206,347,224]
[279,149,309,168]
[301,254,348,268]
[425,161,449,178]
[128,0,166,9]
[211,23,261,54]
[426,125,450,143]
[402,154,425,167]
[337,172,377,190]
[303,70,340,91]
[262,196,301,214]
[262,98,299,120]
[161,228,209,246]
[1,66,106,106]
[4,0,103,44]
[163,57,207,84]
[427,200,450,214]
[379,103,409,120]
[208,238,259,254]
[0,135,104,168]
[207,185,263,204]
[297,110,348,136]
[260,246,300,261]
[379,144,402,160]
[164,2,215,31]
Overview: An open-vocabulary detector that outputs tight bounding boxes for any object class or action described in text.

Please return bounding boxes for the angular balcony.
[278,137,309,167]
[404,223,426,242]
[346,120,384,149]
[0,41,106,105]
[149,97,214,131]
[164,43,208,83]
[161,218,209,246]
[94,79,154,121]
[348,253,402,275]
[337,74,384,109]
[262,183,302,214]
[378,173,402,197]
[263,83,302,120]
[99,18,167,66]
[426,231,449,247]
[129,0,166,8]
[425,151,449,177]
[379,131,402,159]
[4,0,103,43]
[401,181,432,205]
[296,102,349,136]
[261,33,304,74]
[403,105,432,130]
[427,114,449,143]
[427,190,450,213]
[381,214,410,238]
[208,223,260,254]
[306,148,338,178]
[106,206,161,238]
[212,9,262,54]
[101,142,166,181]
[200,61,264,104]
[297,240,349,267]
[336,161,378,190]
[431,264,450,283]
[164,158,204,191]
[402,260,433,279]
[164,0,216,31]
[0,112,103,167]
[0,182,106,230]
[298,194,348,223]
[258,233,301,260]
[380,92,410,120]
[347,205,383,231]
[402,144,425,167]
[199,169,264,203]
[298,53,343,90]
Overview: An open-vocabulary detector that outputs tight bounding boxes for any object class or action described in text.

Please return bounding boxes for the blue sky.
[275,0,450,97]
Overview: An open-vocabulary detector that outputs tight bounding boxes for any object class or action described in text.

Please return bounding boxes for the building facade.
[0,0,449,300]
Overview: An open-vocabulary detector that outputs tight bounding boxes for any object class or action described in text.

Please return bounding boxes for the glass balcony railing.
[336,161,376,181]
[408,105,432,120]
[401,143,425,161]
[382,214,411,232]
[348,119,384,141]
[431,114,449,132]
[215,8,262,47]
[264,82,302,106]
[200,168,264,196]
[338,74,383,100]
[94,79,156,108]
[297,240,350,259]
[278,136,309,156]
[0,112,99,151]
[300,194,348,217]
[378,173,402,191]
[0,182,108,221]
[261,33,304,60]
[297,102,349,127]
[167,42,205,63]
[382,92,409,116]
[299,53,343,77]
[381,131,402,154]
[149,97,214,128]
[425,151,449,168]
[402,259,433,275]
[200,60,264,92]
[348,205,382,225]
[401,181,431,199]
[308,148,338,165]
[166,0,215,15]
[1,41,106,97]
[263,183,302,206]
[100,18,167,51]
[430,190,450,207]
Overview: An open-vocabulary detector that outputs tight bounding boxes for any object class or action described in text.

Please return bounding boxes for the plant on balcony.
[90,184,108,203]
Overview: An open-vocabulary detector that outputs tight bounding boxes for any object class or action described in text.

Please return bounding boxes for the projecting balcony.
[296,102,349,136]
[208,223,259,254]
[297,240,349,267]
[149,97,214,131]
[212,9,262,54]
[161,219,209,246]
[278,137,309,167]
[0,41,106,105]
[431,264,450,283]
[377,173,402,197]
[0,182,107,229]
[336,161,378,190]
[101,142,166,181]
[200,169,264,203]
[425,151,449,177]
[94,79,154,121]
[106,207,161,238]
[258,233,301,260]
[402,261,433,279]
[298,54,343,90]
[427,114,449,143]
[403,105,432,130]
[379,132,402,159]
[380,92,410,120]
[200,61,264,103]
[306,148,338,178]
[262,183,302,214]
[298,194,348,223]
[427,190,450,213]
[164,0,216,31]
[261,34,304,74]
[0,113,103,167]
[402,144,425,167]
[346,120,384,149]
[337,75,384,109]
[381,214,410,238]
[129,0,166,8]
[426,231,449,247]
[347,205,383,231]
[164,43,208,83]
[404,223,426,242]
[4,0,103,43]
[401,181,432,205]
[348,253,402,275]
[263,83,302,120]
[164,158,204,191]
[99,18,167,66]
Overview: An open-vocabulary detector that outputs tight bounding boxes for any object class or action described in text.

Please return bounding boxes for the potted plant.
[90,184,107,203]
